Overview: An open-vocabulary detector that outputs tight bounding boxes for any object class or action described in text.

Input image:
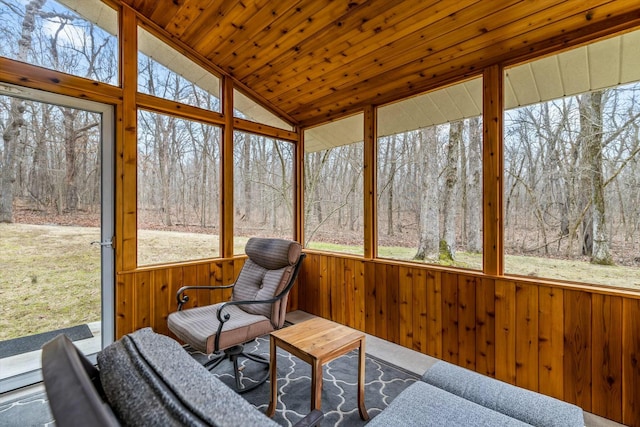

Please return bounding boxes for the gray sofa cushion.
[98,327,278,427]
[422,361,584,427]
[366,381,533,426]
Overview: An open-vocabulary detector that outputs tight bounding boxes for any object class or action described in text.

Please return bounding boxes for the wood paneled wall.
[297,251,640,427]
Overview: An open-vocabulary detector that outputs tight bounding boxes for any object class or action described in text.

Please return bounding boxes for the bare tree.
[440,121,462,261]
[1,0,45,222]
[466,117,482,252]
[579,91,613,264]
[415,127,439,260]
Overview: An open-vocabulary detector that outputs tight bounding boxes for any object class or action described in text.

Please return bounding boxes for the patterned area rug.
[187,335,419,427]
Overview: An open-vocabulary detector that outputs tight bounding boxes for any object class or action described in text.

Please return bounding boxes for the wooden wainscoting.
[296,252,640,427]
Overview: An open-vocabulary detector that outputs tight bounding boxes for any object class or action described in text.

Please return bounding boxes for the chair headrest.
[245,237,302,270]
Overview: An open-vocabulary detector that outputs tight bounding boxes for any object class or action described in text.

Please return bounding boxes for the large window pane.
[0,0,118,85]
[137,110,221,265]
[377,79,483,270]
[304,114,364,255]
[233,132,294,253]
[138,28,221,112]
[503,29,640,290]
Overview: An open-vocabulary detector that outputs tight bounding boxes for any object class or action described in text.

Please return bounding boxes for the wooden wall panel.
[515,282,538,391]
[411,268,427,353]
[374,263,389,341]
[475,278,495,377]
[538,285,564,399]
[458,275,476,370]
[592,294,622,421]
[150,268,171,336]
[398,266,414,349]
[426,270,442,359]
[441,272,459,364]
[494,279,516,384]
[133,270,151,331]
[564,290,592,411]
[353,259,366,332]
[622,298,640,426]
[386,264,401,345]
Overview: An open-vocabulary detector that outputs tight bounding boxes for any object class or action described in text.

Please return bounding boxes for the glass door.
[0,84,114,392]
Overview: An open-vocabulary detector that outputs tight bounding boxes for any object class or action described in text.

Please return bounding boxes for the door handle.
[91,237,114,248]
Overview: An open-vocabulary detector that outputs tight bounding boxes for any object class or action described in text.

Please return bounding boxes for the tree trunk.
[415,127,439,260]
[580,91,613,264]
[63,108,79,212]
[0,0,45,222]
[466,117,482,252]
[441,121,462,261]
[387,135,396,236]
[242,132,251,222]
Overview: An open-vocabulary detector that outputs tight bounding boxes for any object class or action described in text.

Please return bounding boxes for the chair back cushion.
[244,237,302,269]
[232,238,302,327]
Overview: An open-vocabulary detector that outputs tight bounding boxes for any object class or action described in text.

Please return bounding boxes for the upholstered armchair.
[167,237,305,393]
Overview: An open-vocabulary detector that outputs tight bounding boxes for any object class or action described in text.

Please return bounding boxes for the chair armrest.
[176,284,234,310]
[293,409,324,427]
[215,293,288,324]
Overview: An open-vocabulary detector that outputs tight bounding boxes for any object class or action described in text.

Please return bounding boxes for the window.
[137,110,221,265]
[138,28,221,112]
[377,79,483,270]
[503,29,640,290]
[0,0,118,85]
[234,89,293,131]
[233,131,294,253]
[304,114,364,255]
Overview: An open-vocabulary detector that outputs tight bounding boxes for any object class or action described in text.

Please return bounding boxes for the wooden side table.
[266,317,369,420]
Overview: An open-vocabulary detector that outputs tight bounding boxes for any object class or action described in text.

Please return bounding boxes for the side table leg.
[357,338,369,420]
[266,335,277,417]
[311,358,323,411]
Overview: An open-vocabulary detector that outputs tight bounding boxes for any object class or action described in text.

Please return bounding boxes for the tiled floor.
[0,312,627,427]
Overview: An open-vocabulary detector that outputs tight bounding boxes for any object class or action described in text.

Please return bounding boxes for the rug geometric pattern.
[187,335,419,427]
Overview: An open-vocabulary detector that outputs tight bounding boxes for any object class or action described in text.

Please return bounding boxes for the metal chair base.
[204,344,270,394]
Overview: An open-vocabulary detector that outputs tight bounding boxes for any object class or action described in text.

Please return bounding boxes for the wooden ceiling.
[118,0,640,128]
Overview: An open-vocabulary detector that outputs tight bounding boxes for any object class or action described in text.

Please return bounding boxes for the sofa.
[43,327,584,427]
[368,360,585,427]
[42,327,322,427]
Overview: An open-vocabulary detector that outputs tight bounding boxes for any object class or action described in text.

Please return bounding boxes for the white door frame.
[0,83,115,391]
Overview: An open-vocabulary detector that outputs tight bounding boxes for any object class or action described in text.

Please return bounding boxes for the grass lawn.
[2,223,638,341]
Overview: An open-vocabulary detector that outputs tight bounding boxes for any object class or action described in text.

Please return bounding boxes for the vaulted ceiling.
[118,0,640,128]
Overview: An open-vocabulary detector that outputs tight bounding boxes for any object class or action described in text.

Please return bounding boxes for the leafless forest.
[2,0,640,274]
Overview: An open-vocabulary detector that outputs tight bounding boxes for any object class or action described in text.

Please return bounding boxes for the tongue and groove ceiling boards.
[113,0,640,137]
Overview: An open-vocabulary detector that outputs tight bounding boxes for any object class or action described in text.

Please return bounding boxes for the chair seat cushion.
[167,303,273,354]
